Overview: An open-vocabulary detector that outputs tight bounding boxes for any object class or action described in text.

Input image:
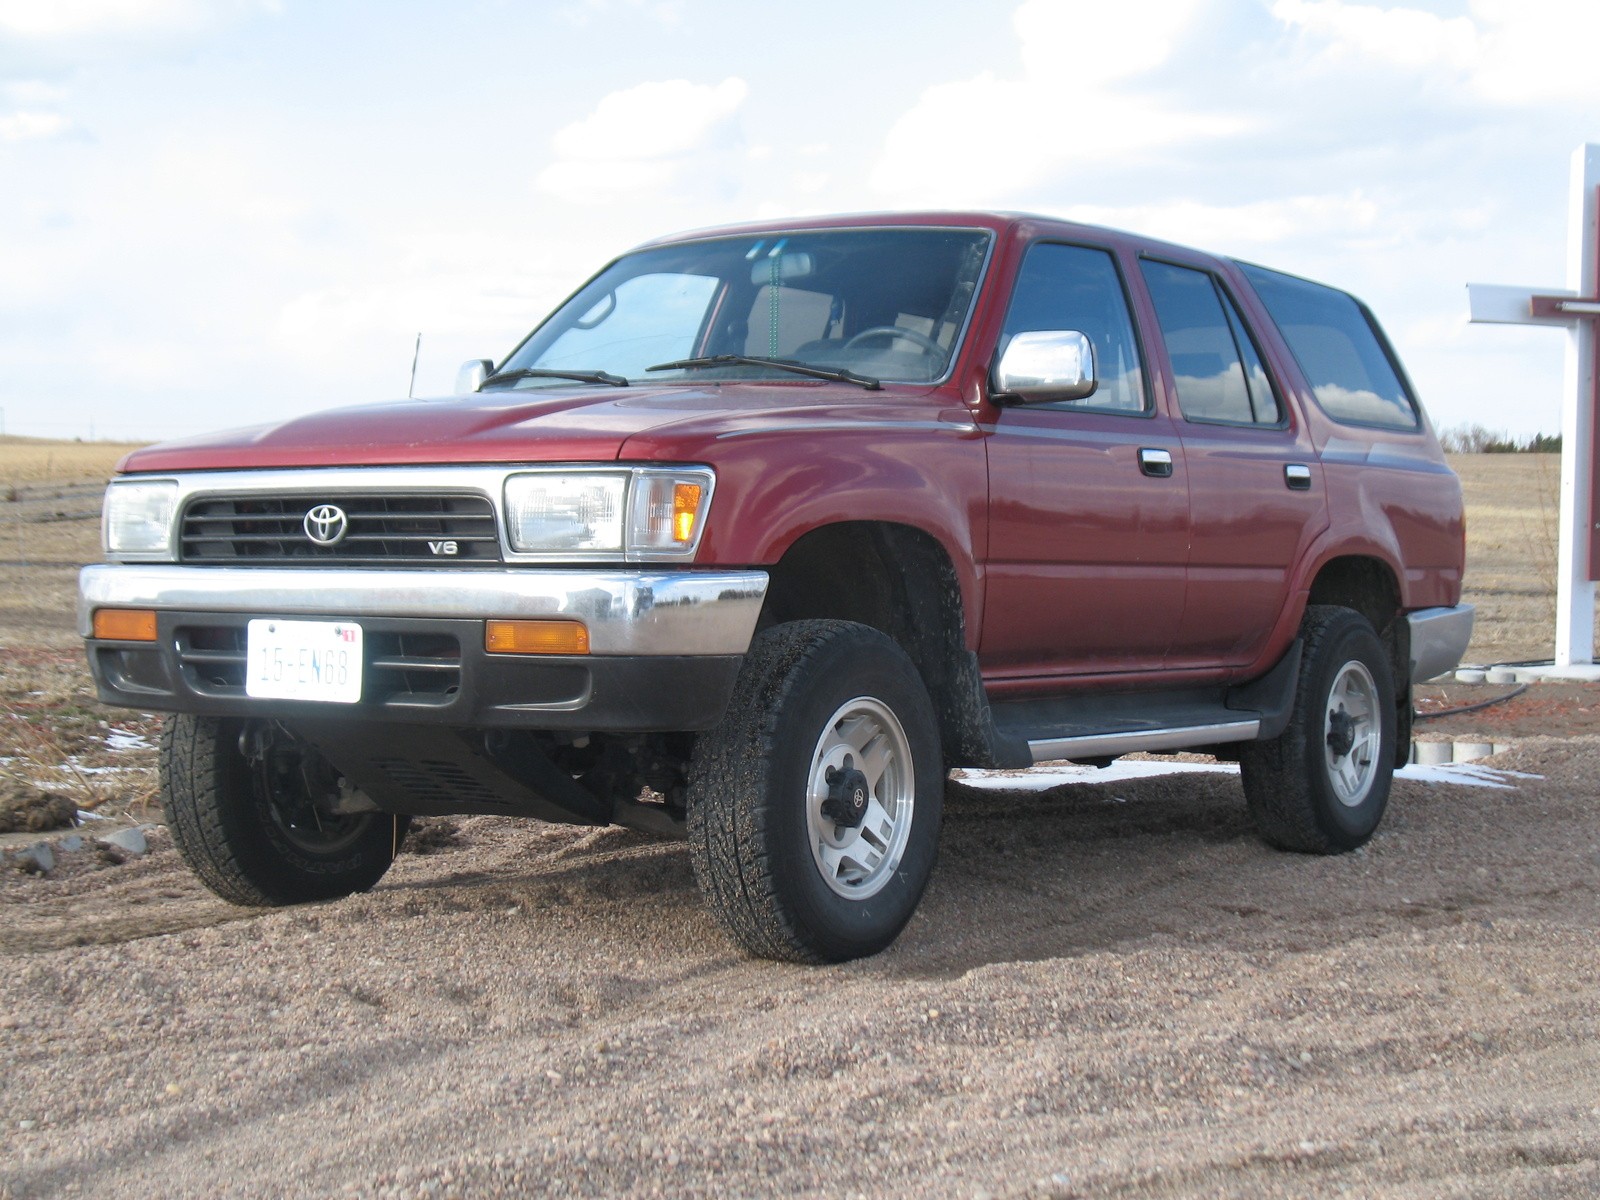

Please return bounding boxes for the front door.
[981,241,1190,680]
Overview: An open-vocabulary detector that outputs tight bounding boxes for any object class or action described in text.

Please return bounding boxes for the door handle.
[1138,447,1173,478]
[1284,463,1312,491]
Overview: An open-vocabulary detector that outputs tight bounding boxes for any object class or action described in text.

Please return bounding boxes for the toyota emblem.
[303,504,349,546]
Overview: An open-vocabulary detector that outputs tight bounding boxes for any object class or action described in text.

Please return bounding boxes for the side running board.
[986,640,1303,766]
[1026,719,1259,764]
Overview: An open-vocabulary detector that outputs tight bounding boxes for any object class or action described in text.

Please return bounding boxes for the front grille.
[175,623,462,706]
[179,493,501,566]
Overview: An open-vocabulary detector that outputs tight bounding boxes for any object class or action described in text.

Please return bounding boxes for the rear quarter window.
[1239,263,1419,430]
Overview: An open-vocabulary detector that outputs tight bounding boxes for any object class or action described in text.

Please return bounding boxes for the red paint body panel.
[620,390,991,650]
[980,409,1188,676]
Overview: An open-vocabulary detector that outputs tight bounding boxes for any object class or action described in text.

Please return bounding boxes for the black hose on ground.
[1413,683,1530,722]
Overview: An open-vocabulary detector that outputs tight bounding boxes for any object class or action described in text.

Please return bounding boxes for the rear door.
[980,241,1190,679]
[1135,257,1328,670]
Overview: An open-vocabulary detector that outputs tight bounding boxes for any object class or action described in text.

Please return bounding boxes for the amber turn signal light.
[92,608,159,642]
[672,482,703,544]
[484,619,590,656]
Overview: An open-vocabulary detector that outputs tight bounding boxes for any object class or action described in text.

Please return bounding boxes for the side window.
[1239,263,1419,429]
[999,243,1147,414]
[1140,260,1282,426]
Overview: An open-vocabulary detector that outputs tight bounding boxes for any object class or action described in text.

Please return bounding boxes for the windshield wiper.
[481,367,630,388]
[646,355,881,391]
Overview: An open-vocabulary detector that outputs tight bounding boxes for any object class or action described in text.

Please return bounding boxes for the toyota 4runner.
[80,212,1472,962]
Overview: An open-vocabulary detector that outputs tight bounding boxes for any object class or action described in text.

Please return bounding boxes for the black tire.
[1239,605,1397,853]
[160,714,407,906]
[686,620,943,963]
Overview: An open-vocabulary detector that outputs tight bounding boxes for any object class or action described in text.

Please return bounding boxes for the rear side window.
[1240,263,1418,430]
[1139,260,1281,426]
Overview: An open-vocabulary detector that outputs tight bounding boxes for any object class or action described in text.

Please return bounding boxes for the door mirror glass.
[455,359,494,393]
[993,330,1097,402]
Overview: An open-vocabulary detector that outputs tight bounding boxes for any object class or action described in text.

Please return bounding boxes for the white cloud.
[550,77,745,163]
[538,77,748,202]
[0,0,275,38]
[870,0,1243,203]
[1057,193,1382,253]
[558,0,685,27]
[1271,0,1600,104]
[0,110,71,141]
[1269,0,1478,72]
[4,81,70,105]
[1013,0,1209,87]
[1470,0,1600,104]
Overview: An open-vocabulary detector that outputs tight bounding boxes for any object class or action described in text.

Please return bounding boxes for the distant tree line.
[1437,424,1562,454]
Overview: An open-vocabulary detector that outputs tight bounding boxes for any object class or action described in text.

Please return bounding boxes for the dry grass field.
[3,442,1598,1199]
[1447,453,1594,665]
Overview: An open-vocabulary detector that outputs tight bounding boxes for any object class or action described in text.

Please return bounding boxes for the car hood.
[114,382,923,473]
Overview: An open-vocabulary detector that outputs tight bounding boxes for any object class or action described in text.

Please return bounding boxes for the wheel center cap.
[1327,707,1356,758]
[821,766,871,829]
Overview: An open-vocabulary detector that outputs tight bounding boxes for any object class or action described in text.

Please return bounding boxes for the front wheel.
[1239,605,1397,853]
[687,620,943,963]
[161,715,406,906]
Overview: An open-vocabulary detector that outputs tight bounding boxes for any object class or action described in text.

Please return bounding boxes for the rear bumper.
[79,564,767,731]
[1407,604,1475,683]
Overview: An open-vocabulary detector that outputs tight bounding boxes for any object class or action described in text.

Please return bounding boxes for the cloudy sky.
[1,0,1595,441]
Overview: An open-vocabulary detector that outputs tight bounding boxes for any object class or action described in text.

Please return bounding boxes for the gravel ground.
[3,732,1598,1199]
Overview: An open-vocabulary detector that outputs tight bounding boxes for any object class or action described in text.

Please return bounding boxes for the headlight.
[503,467,714,559]
[103,479,178,558]
[504,472,627,553]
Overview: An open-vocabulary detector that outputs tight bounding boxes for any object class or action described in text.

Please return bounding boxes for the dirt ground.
[2,445,1597,1199]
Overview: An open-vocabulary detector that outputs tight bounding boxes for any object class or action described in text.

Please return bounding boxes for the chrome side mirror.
[992,331,1097,403]
[455,359,494,393]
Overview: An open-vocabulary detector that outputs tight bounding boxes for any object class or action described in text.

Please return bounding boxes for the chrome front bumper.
[1407,604,1475,683]
[78,564,769,656]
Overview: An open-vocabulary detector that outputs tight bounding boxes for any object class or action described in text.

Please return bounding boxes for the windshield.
[493,227,992,388]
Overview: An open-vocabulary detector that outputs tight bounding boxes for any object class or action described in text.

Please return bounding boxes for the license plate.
[245,619,363,704]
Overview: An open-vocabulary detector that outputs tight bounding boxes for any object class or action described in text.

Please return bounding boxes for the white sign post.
[1467,143,1600,669]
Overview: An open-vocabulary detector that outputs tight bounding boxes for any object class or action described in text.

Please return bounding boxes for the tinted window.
[1240,263,1418,429]
[1000,243,1146,414]
[1140,260,1281,425]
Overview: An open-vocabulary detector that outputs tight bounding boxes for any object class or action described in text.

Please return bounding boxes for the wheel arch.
[1304,552,1412,767]
[756,520,1003,767]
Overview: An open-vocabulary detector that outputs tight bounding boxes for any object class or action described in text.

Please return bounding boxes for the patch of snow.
[105,728,152,752]
[953,760,1240,791]
[1394,762,1542,790]
[954,758,1541,792]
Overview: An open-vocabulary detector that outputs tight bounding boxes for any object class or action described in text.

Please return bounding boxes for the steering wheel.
[841,326,946,357]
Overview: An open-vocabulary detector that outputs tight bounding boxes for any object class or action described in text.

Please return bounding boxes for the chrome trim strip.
[103,464,718,565]
[1028,720,1260,763]
[79,564,769,657]
[1407,603,1475,683]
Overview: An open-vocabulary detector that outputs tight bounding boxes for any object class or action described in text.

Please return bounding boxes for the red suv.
[81,212,1471,961]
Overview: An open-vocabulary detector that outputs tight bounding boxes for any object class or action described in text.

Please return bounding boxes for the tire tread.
[687,620,939,963]
[1240,605,1394,854]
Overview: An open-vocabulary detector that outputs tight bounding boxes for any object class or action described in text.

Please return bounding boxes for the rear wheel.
[1239,605,1397,853]
[161,715,406,906]
[687,620,943,963]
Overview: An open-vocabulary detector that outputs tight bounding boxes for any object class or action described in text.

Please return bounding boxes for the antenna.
[408,332,422,398]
